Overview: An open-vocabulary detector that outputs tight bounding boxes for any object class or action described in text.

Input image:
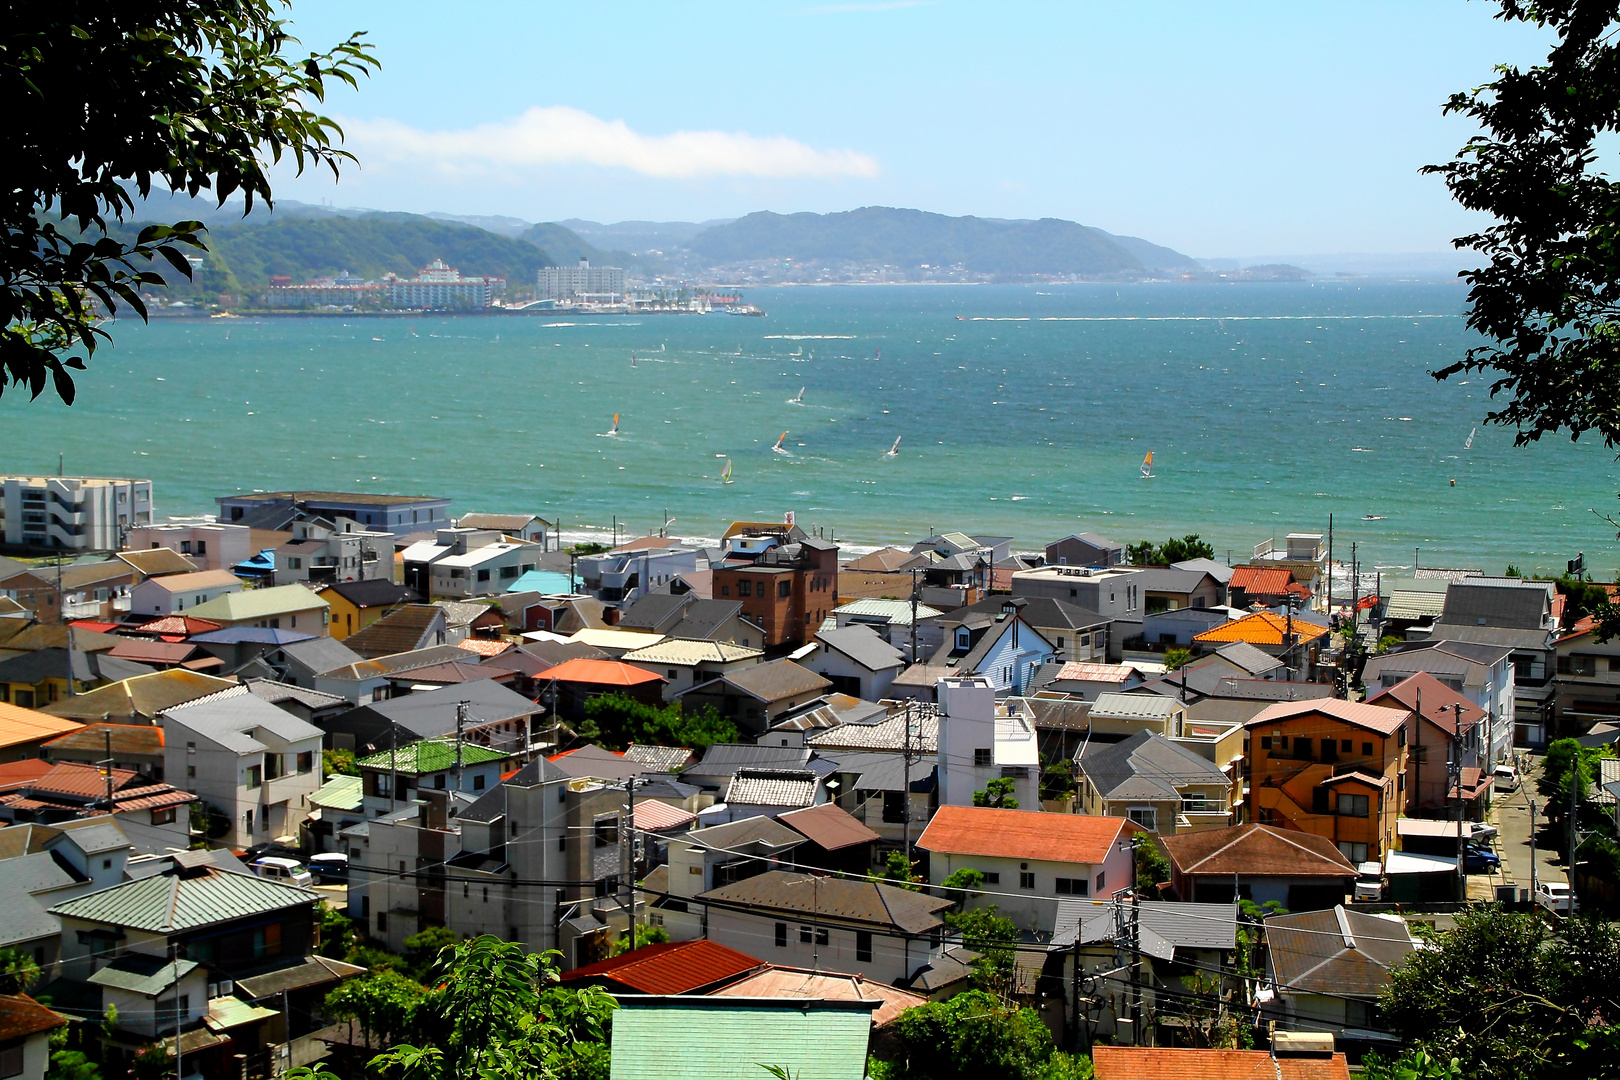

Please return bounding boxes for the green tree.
[609,925,669,957]
[1038,758,1076,803]
[939,868,986,907]
[941,907,1017,993]
[1126,535,1215,566]
[323,970,423,1051]
[1424,1,1620,640]
[316,904,358,960]
[403,925,457,981]
[1382,908,1620,1080]
[1537,738,1610,820]
[1162,647,1192,672]
[579,693,738,753]
[1505,563,1523,579]
[0,947,41,994]
[1136,840,1172,895]
[46,1052,103,1080]
[2,2,377,404]
[882,990,1058,1080]
[323,748,359,777]
[873,851,921,890]
[974,777,1019,809]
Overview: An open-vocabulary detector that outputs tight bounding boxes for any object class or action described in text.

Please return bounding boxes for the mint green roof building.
[609,998,872,1080]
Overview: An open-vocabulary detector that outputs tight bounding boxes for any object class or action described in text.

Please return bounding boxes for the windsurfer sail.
[719,458,734,484]
[789,387,805,405]
[772,432,790,455]
[1464,426,1476,450]
[602,413,620,437]
[1140,451,1155,479]
[886,436,901,458]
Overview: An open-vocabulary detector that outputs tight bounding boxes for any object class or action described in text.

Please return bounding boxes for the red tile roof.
[541,657,665,686]
[132,615,224,637]
[561,939,762,994]
[1194,611,1330,647]
[1229,567,1294,596]
[633,799,697,832]
[32,761,137,799]
[1093,1046,1350,1080]
[917,805,1139,866]
[778,803,881,852]
[0,758,53,792]
[69,621,120,634]
[1246,696,1409,735]
[0,994,67,1042]
[1159,823,1356,878]
[456,638,513,658]
[1365,671,1485,736]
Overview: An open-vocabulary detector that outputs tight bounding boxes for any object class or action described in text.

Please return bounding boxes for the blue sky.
[270,1,1551,257]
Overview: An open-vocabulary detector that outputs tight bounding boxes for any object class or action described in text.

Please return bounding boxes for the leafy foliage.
[939,867,987,906]
[1135,839,1172,894]
[579,693,738,752]
[880,990,1067,1080]
[1162,647,1192,672]
[873,850,921,890]
[316,904,359,960]
[609,925,669,957]
[323,969,424,1050]
[941,906,1017,992]
[46,1052,103,1080]
[1382,908,1620,1080]
[1125,535,1215,566]
[2,2,377,403]
[974,777,1020,809]
[1537,738,1611,819]
[1038,758,1077,802]
[371,935,616,1080]
[0,947,41,994]
[323,748,358,777]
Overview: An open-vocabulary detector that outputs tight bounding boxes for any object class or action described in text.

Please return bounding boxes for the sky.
[267,1,1554,258]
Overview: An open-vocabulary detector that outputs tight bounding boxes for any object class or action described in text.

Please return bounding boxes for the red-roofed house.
[1366,671,1489,814]
[560,939,762,995]
[1229,566,1295,607]
[540,658,665,724]
[917,805,1141,928]
[1093,1045,1349,1080]
[0,760,195,853]
[1554,611,1620,736]
[1245,698,1412,864]
[0,994,68,1080]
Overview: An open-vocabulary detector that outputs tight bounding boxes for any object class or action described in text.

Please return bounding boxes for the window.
[297,751,315,774]
[197,540,206,555]
[1000,766,1030,779]
[856,931,873,962]
[800,925,814,943]
[558,835,567,851]
[720,585,730,596]
[1291,737,1313,760]
[778,581,791,598]
[1259,736,1272,751]
[477,569,491,583]
[956,628,972,650]
[483,886,489,903]
[1338,841,1369,864]
[1362,742,1373,756]
[474,774,486,791]
[243,809,253,834]
[152,807,176,826]
[1055,877,1090,896]
[377,912,388,932]
[595,816,619,847]
[1341,740,1352,753]
[982,872,1001,885]
[1346,1000,1374,1029]
[739,581,752,597]
[974,748,993,767]
[1127,806,1157,831]
[1019,872,1035,889]
[1336,793,1370,818]
[775,922,788,948]
[1095,872,1106,892]
[245,765,262,789]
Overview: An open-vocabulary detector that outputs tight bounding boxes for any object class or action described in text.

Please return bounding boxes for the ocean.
[4,280,1617,576]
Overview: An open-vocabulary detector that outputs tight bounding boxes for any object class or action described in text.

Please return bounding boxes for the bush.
[580,693,738,752]
[883,991,1058,1080]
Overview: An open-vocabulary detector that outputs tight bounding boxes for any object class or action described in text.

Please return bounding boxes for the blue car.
[1463,845,1501,874]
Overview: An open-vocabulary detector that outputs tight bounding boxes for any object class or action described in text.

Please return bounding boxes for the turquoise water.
[3,281,1617,575]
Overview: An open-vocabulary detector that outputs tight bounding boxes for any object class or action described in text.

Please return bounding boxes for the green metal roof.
[50,867,317,933]
[87,955,199,996]
[356,737,508,776]
[310,774,364,811]
[609,999,872,1080]
[188,584,328,622]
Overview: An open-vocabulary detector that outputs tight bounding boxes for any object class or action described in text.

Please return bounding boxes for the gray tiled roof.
[1439,579,1553,631]
[1052,899,1238,955]
[50,866,317,932]
[276,636,364,676]
[162,689,322,752]
[700,869,950,934]
[88,954,199,995]
[724,769,819,808]
[1212,642,1283,676]
[1266,905,1415,998]
[1426,624,1556,651]
[806,707,938,753]
[1077,730,1231,801]
[708,659,830,703]
[362,679,538,738]
[686,743,813,784]
[815,625,904,672]
[686,815,806,852]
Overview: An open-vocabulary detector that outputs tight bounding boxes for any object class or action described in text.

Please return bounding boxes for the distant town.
[0,472,1606,1077]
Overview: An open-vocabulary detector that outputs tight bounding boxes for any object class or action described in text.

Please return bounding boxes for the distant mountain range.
[686,207,1199,276]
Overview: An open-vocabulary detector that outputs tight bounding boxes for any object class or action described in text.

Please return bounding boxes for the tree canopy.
[578,693,738,752]
[2,2,376,403]
[1126,535,1215,566]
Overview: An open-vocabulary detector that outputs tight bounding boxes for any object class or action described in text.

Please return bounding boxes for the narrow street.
[1490,760,1568,897]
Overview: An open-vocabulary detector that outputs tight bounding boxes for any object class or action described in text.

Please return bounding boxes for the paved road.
[1491,767,1568,896]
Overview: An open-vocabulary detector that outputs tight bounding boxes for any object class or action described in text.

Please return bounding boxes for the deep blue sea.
[4,281,1617,576]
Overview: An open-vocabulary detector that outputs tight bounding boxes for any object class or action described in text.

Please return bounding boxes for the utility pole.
[621,776,637,953]
[909,567,921,665]
[389,725,398,813]
[1326,513,1333,616]
[1450,702,1466,902]
[454,701,468,791]
[1529,797,1539,902]
[1569,762,1581,911]
[1129,840,1143,1044]
[172,942,183,1080]
[901,703,914,867]
[100,728,114,810]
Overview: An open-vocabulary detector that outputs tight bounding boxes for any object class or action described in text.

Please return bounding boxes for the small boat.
[719,458,734,484]
[1362,515,1386,521]
[1464,426,1476,450]
[1140,451,1155,479]
[886,436,901,458]
[772,431,790,455]
[788,387,805,405]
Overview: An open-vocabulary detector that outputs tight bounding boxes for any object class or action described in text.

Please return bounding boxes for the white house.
[935,676,1039,810]
[810,625,905,700]
[0,993,64,1080]
[917,804,1141,930]
[926,602,1056,695]
[160,688,323,847]
[1363,640,1517,760]
[129,569,242,617]
[127,522,253,573]
[400,528,541,599]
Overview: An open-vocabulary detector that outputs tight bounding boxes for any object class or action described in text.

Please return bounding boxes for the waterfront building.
[126,521,251,572]
[388,259,503,310]
[0,476,152,551]
[538,258,625,302]
[216,490,450,537]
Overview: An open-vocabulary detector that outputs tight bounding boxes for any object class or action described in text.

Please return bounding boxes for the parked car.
[251,856,314,888]
[1353,861,1383,901]
[308,852,349,883]
[1463,845,1501,874]
[1493,764,1521,792]
[1535,881,1578,915]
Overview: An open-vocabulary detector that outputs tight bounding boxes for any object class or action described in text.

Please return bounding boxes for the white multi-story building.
[538,259,625,302]
[935,676,1040,809]
[0,476,152,551]
[126,521,252,572]
[388,259,502,310]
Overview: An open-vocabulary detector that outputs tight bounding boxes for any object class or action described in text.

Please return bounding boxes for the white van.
[1353,861,1383,902]
[1493,765,1521,793]
[251,856,314,888]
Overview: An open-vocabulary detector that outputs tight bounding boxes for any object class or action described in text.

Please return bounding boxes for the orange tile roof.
[633,799,697,832]
[132,615,224,637]
[917,805,1139,866]
[0,995,68,1042]
[0,759,53,792]
[1245,696,1409,735]
[541,657,665,686]
[456,638,513,658]
[1193,611,1330,647]
[0,703,82,750]
[1229,567,1293,595]
[1093,1046,1349,1080]
[711,965,928,1026]
[561,939,762,994]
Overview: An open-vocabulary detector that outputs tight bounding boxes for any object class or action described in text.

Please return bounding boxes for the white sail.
[1465,426,1476,450]
[886,436,901,457]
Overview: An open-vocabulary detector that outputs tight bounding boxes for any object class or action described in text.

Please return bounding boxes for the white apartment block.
[538,259,625,302]
[127,522,252,572]
[0,476,152,551]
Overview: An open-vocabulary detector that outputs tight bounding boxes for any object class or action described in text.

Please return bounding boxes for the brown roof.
[0,704,82,750]
[611,535,680,553]
[1266,905,1416,998]
[778,803,881,852]
[714,659,830,703]
[57,561,135,591]
[388,661,508,686]
[1246,697,1409,735]
[116,549,198,577]
[917,805,1139,866]
[842,547,925,573]
[32,761,138,799]
[1093,1047,1350,1080]
[710,965,927,1026]
[1159,823,1357,879]
[1365,671,1486,737]
[0,623,122,654]
[37,669,237,721]
[562,939,761,994]
[0,994,67,1041]
[43,723,165,756]
[700,869,952,934]
[107,640,202,666]
[343,604,443,659]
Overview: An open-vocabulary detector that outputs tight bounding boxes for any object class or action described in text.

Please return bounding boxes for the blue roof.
[190,627,317,645]
[508,570,574,595]
[234,549,277,571]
